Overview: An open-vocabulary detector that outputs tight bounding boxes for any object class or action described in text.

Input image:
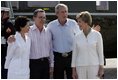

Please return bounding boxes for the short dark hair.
[33,9,45,17]
[14,16,29,32]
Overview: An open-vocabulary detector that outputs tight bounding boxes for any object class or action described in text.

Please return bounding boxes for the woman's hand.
[98,65,104,79]
[72,67,78,79]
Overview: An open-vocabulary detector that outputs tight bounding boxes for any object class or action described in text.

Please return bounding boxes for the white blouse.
[4,32,31,79]
[71,29,104,67]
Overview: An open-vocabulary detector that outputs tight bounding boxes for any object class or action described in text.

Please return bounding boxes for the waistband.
[30,57,49,61]
[54,51,72,57]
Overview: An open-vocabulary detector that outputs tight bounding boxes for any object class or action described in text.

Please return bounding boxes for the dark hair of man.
[33,9,45,17]
[14,16,29,32]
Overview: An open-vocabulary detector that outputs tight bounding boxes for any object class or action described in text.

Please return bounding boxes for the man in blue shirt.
[47,3,80,79]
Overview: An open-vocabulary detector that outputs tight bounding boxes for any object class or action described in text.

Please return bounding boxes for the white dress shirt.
[29,24,53,67]
[71,29,104,67]
[4,32,31,79]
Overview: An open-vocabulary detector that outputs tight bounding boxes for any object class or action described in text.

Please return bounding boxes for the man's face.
[33,12,46,26]
[56,7,68,21]
[1,11,9,20]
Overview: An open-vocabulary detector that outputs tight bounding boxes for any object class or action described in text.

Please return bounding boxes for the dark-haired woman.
[4,16,31,79]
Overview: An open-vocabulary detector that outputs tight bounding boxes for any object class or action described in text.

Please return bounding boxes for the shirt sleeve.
[96,32,104,65]
[4,42,17,69]
[71,36,78,67]
[48,29,54,67]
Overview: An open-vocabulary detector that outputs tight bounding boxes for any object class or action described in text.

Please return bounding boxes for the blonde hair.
[76,11,92,26]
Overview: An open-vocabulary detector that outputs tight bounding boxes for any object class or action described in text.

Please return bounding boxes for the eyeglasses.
[37,16,46,19]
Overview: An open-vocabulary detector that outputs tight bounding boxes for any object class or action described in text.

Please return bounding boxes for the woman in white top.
[71,11,104,79]
[4,16,31,79]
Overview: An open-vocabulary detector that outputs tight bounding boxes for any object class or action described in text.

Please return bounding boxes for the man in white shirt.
[29,9,53,79]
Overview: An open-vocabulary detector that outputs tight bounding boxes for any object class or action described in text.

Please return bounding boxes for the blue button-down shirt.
[47,18,80,53]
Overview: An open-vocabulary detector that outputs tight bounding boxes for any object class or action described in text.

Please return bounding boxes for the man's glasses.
[37,16,46,19]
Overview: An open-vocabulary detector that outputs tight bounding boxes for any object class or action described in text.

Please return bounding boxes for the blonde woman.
[71,11,104,79]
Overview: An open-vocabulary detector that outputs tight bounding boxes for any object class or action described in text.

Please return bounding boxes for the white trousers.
[76,65,100,79]
[8,72,29,79]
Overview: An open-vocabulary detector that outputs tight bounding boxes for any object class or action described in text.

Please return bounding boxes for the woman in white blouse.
[4,16,31,79]
[71,11,104,79]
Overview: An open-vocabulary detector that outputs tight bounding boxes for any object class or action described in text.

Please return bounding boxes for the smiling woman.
[4,16,31,79]
[72,11,104,79]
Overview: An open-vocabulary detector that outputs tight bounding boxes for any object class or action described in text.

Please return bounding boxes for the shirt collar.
[57,18,69,26]
[32,24,46,31]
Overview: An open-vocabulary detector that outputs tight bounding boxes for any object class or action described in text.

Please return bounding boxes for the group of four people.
[3,3,104,79]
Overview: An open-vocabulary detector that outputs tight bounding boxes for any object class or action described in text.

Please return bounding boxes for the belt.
[30,57,49,61]
[54,51,72,57]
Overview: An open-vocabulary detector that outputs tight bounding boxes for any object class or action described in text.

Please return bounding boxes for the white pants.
[8,72,29,79]
[76,65,100,79]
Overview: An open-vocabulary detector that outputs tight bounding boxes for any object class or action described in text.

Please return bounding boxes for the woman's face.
[21,22,30,33]
[77,18,87,30]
